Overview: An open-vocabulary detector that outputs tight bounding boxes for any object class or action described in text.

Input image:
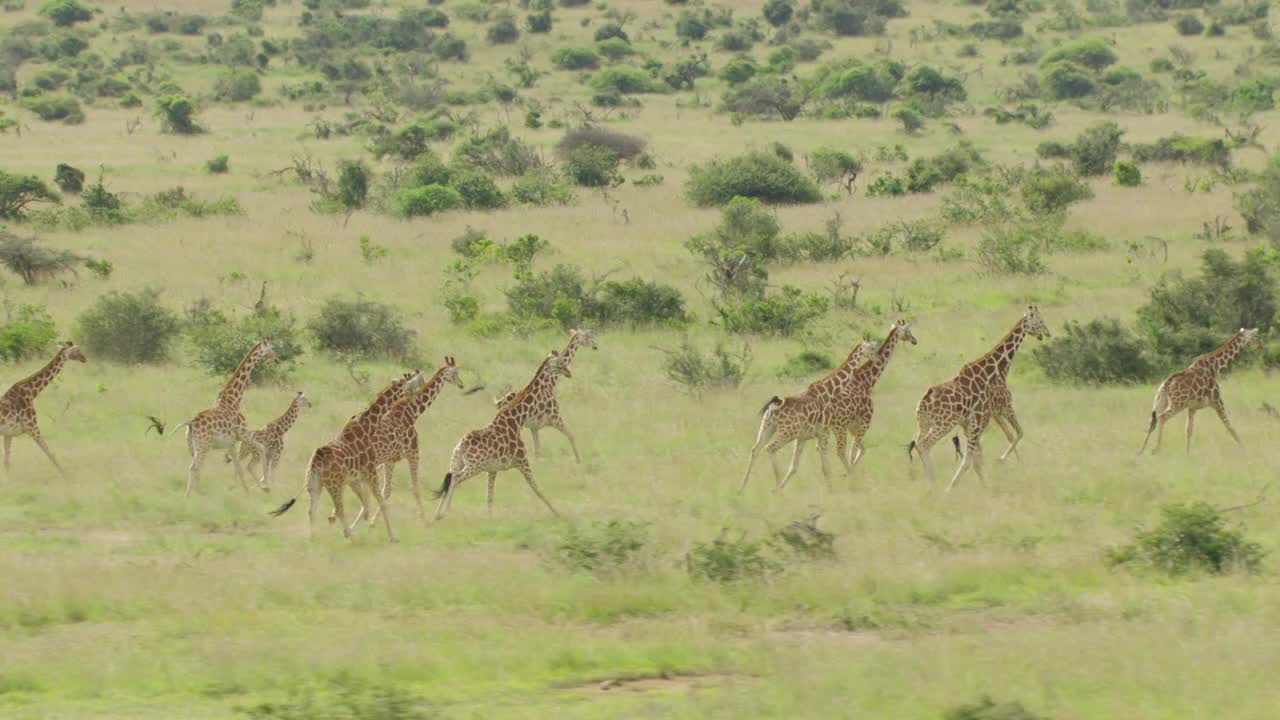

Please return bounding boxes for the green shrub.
[486,15,520,43]
[1070,121,1123,176]
[1131,134,1231,167]
[0,232,83,284]
[1034,319,1158,384]
[720,77,804,119]
[307,297,416,361]
[555,521,650,574]
[718,57,758,85]
[1039,60,1097,99]
[556,126,647,161]
[594,22,629,42]
[660,339,749,392]
[450,126,542,176]
[76,289,181,364]
[686,151,821,206]
[899,64,967,104]
[1150,57,1174,72]
[944,696,1048,720]
[977,225,1048,274]
[595,37,634,60]
[213,68,261,102]
[511,168,575,206]
[53,163,83,193]
[892,106,925,133]
[1039,36,1118,69]
[32,68,70,91]
[687,531,781,583]
[21,94,83,123]
[776,349,834,379]
[685,196,780,298]
[675,11,709,40]
[526,10,551,33]
[1113,160,1141,186]
[807,57,904,103]
[590,66,664,95]
[903,143,984,193]
[717,285,829,336]
[769,515,837,561]
[563,144,621,187]
[763,0,795,27]
[1107,502,1264,575]
[1021,167,1093,214]
[812,0,905,36]
[449,168,507,210]
[205,155,230,175]
[155,95,201,134]
[433,33,468,61]
[396,185,462,217]
[718,28,757,52]
[807,146,863,187]
[1174,13,1204,35]
[865,173,906,197]
[0,305,58,362]
[39,0,93,27]
[592,278,691,326]
[0,171,60,220]
[186,302,303,382]
[551,46,599,70]
[336,160,370,211]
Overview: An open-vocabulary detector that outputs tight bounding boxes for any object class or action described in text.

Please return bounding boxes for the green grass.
[3,0,1280,717]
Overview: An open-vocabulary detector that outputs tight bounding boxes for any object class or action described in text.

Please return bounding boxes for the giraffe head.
[1241,327,1262,349]
[892,319,918,345]
[1023,306,1050,340]
[252,339,277,363]
[547,350,572,379]
[855,338,877,357]
[439,356,464,389]
[571,328,598,351]
[293,391,312,410]
[60,341,86,363]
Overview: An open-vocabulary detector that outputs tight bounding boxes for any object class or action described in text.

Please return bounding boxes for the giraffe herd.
[0,311,1264,541]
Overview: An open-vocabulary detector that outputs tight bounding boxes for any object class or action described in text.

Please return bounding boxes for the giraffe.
[432,351,570,521]
[366,358,464,522]
[269,371,425,542]
[740,332,900,493]
[225,391,311,489]
[175,339,275,497]
[491,328,597,462]
[1139,328,1261,454]
[0,341,86,478]
[909,306,1050,492]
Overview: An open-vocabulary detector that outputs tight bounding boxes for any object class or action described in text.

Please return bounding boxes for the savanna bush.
[660,339,749,392]
[590,66,665,95]
[155,95,201,134]
[1039,36,1118,70]
[0,305,57,362]
[1021,166,1093,214]
[0,232,83,284]
[776,350,834,379]
[686,151,821,206]
[213,68,261,102]
[0,171,60,220]
[1070,121,1122,176]
[719,77,804,119]
[1034,319,1158,383]
[511,168,575,206]
[687,531,781,583]
[186,302,303,382]
[596,37,634,60]
[556,126,647,161]
[1131,134,1230,167]
[1107,502,1264,575]
[551,46,599,70]
[944,696,1048,720]
[396,185,462,217]
[21,94,83,123]
[39,0,93,27]
[903,143,984,193]
[555,521,650,574]
[562,144,621,187]
[1113,160,1141,186]
[977,225,1047,274]
[77,289,181,363]
[716,285,829,336]
[205,155,230,175]
[1174,13,1204,35]
[719,57,758,85]
[449,168,507,210]
[307,297,417,361]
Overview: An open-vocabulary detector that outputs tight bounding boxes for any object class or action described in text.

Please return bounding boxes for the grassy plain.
[3,0,1280,717]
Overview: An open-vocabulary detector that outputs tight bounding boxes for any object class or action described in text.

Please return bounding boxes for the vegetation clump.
[1108,502,1265,575]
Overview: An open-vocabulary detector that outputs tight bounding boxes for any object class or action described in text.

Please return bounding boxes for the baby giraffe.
[226,391,311,489]
[0,341,86,478]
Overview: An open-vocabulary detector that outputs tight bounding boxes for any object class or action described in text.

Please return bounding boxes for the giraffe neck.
[404,370,449,419]
[500,361,561,424]
[272,400,304,434]
[216,347,264,410]
[13,348,67,399]
[984,317,1028,379]
[561,333,586,363]
[853,327,903,387]
[1197,331,1249,374]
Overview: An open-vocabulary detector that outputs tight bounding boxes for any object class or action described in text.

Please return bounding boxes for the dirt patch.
[572,673,735,694]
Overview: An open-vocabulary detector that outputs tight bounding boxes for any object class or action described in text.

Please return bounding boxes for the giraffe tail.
[269,448,319,517]
[952,435,962,460]
[1147,410,1157,433]
[432,472,453,500]
[907,440,917,461]
[760,396,783,416]
[171,422,191,438]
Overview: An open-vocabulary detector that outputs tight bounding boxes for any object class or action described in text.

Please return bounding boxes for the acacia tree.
[0,171,60,219]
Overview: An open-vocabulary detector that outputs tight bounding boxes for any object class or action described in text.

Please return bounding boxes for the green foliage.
[719,57,758,85]
[763,0,795,27]
[432,33,467,61]
[556,126,647,161]
[675,11,709,40]
[1107,502,1264,576]
[687,531,781,583]
[213,68,261,102]
[892,106,925,133]
[1174,13,1204,35]
[39,0,92,27]
[504,264,689,329]
[590,67,666,95]
[660,339,750,392]
[551,46,599,70]
[1114,160,1141,186]
[1021,166,1093,214]
[1070,121,1123,176]
[595,37,634,60]
[154,95,201,134]
[811,0,906,37]
[235,683,438,720]
[0,232,82,284]
[53,163,83,193]
[807,147,863,186]
[717,285,830,336]
[776,349,834,379]
[555,521,650,574]
[903,143,984,193]
[978,225,1048,275]
[865,173,906,197]
[526,10,551,33]
[808,57,904,103]
[944,696,1048,720]
[1034,319,1159,383]
[720,77,804,120]
[511,168,575,206]
[899,65,967,104]
[562,144,621,187]
[186,301,302,382]
[307,297,416,361]
[76,289,181,364]
[486,13,520,43]
[0,305,57,362]
[769,515,837,561]
[1138,248,1278,362]
[21,94,83,123]
[449,168,507,210]
[0,171,60,219]
[1039,36,1118,70]
[591,278,691,326]
[593,22,629,43]
[205,155,230,175]
[686,151,821,206]
[1039,60,1097,99]
[1131,134,1230,167]
[451,126,542,177]
[395,185,462,217]
[685,196,779,298]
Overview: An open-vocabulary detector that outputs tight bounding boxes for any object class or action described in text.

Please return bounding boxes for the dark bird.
[144,415,166,436]
[1262,402,1279,419]
[463,385,486,396]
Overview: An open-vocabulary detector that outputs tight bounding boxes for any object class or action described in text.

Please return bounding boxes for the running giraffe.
[226,391,311,489]
[1139,328,1261,454]
[367,358,464,522]
[739,335,886,493]
[269,371,425,541]
[909,307,1050,492]
[0,342,85,478]
[176,339,275,496]
[492,328,597,462]
[433,351,570,521]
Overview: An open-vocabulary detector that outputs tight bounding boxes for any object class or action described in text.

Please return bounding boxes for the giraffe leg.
[3,435,11,474]
[548,418,581,464]
[774,439,807,492]
[367,462,395,525]
[228,442,251,493]
[911,425,951,486]
[1212,399,1243,446]
[407,452,426,522]
[328,484,352,539]
[1151,410,1176,453]
[186,446,208,497]
[517,456,560,518]
[28,428,66,479]
[434,467,475,521]
[486,471,497,518]
[739,417,777,493]
[306,472,322,542]
[815,434,833,490]
[835,430,852,475]
[945,426,984,493]
[530,427,543,457]
[242,435,269,489]
[358,472,395,543]
[848,433,866,473]
[995,414,1024,462]
[1185,408,1197,454]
